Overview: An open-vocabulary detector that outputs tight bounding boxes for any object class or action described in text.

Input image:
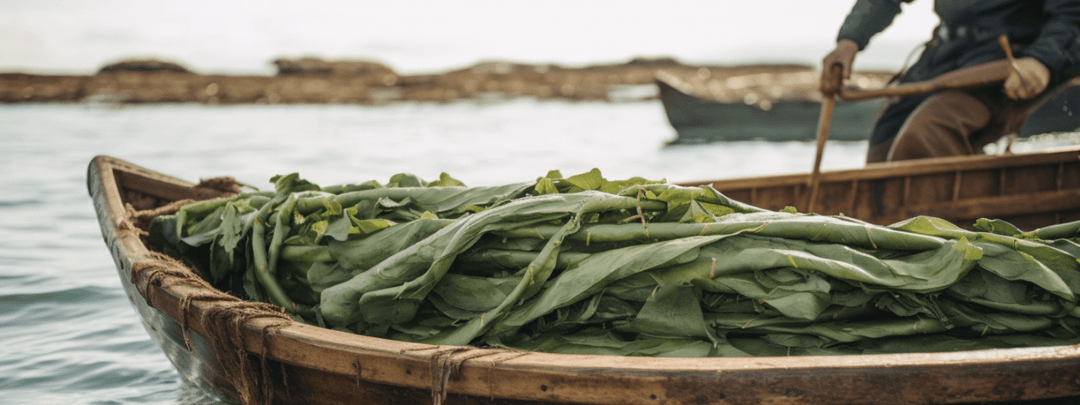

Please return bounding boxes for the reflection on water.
[0,100,888,404]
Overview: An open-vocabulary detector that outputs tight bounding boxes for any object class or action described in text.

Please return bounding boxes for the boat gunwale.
[88,154,1080,404]
[679,145,1080,188]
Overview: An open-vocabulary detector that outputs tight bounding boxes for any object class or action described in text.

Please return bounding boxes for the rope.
[127,247,290,405]
[421,345,530,405]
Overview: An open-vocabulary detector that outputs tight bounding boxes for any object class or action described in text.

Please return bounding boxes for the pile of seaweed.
[149,169,1080,357]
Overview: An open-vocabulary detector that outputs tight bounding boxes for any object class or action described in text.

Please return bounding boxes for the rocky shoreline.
[0,57,889,105]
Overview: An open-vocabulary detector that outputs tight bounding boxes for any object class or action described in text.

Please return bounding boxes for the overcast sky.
[0,0,940,75]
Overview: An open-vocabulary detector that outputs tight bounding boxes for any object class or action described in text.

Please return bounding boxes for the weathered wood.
[115,170,232,202]
[88,153,1080,405]
[689,146,1080,230]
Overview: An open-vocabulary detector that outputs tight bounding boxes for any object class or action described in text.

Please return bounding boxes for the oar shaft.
[807,64,843,213]
[806,96,834,213]
[838,59,1012,101]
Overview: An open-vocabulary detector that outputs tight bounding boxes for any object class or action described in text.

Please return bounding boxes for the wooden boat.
[657,70,1080,146]
[656,71,887,145]
[89,152,1080,405]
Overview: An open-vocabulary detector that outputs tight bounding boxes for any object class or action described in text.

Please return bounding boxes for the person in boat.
[822,0,1080,163]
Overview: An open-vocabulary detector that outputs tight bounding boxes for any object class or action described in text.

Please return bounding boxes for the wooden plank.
[890,189,1080,224]
[115,169,232,202]
[678,147,1080,228]
[952,171,962,201]
[847,179,859,217]
[682,146,1080,190]
[1059,162,1066,191]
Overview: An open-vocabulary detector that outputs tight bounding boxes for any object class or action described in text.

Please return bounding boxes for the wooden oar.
[805,45,1016,213]
[837,59,1012,101]
[999,34,1030,88]
[806,64,842,213]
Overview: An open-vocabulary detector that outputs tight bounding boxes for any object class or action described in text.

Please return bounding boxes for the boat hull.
[89,154,1080,405]
[657,73,1080,146]
[656,73,885,144]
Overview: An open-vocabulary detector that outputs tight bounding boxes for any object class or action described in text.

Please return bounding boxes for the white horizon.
[0,0,938,76]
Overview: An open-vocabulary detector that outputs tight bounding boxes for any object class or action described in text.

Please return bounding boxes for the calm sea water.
[0,99,919,404]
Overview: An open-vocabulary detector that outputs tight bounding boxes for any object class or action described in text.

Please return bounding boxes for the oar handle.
[999,34,1029,86]
[820,62,844,98]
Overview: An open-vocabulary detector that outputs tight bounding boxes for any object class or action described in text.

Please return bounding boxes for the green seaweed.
[148,168,1080,357]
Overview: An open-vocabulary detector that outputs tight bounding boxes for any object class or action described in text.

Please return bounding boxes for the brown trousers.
[866,91,992,163]
[888,90,992,161]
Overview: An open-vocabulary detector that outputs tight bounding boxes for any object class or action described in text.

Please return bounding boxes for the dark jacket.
[837,0,1080,85]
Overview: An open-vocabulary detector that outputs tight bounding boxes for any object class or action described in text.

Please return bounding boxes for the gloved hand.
[1004,57,1050,100]
[822,39,860,81]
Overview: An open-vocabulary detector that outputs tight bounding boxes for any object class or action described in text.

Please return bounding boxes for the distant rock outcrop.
[272,57,395,76]
[452,61,560,75]
[2,55,891,105]
[97,59,191,74]
[626,57,683,66]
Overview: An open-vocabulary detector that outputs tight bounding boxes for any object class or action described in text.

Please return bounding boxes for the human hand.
[822,39,860,81]
[1004,57,1050,100]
